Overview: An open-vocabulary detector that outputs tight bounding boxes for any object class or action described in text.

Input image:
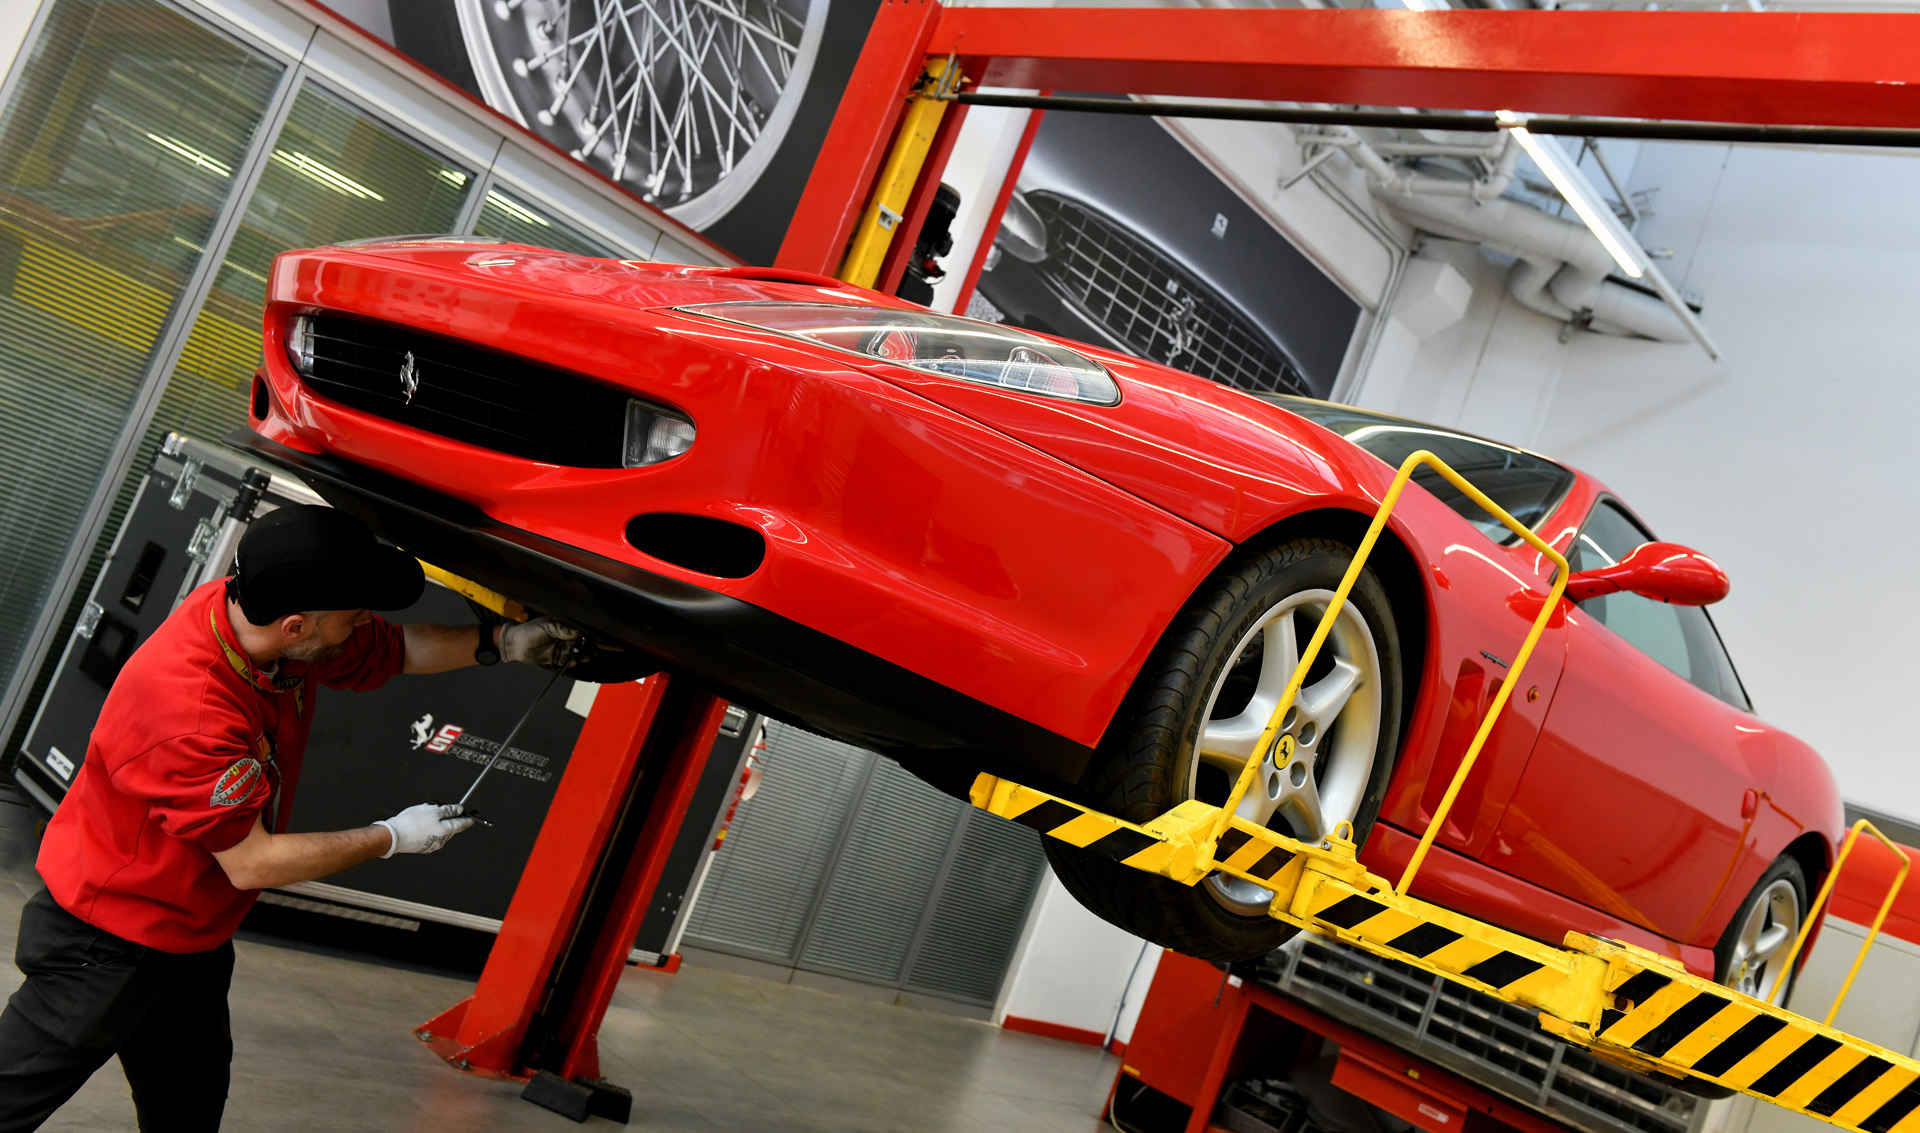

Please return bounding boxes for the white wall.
[312,0,393,43]
[996,869,1162,1047]
[1351,141,1920,823]
[0,2,38,84]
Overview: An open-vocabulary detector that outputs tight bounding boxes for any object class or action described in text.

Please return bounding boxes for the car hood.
[285,239,908,311]
[843,339,1403,545]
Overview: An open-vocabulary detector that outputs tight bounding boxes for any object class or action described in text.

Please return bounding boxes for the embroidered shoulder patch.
[210,758,264,808]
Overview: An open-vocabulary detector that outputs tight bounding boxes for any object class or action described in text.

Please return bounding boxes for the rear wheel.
[1046,538,1403,962]
[1667,854,1808,1099]
[1718,854,1807,1004]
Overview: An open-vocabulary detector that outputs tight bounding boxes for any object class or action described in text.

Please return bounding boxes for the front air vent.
[295,314,630,467]
[625,513,766,578]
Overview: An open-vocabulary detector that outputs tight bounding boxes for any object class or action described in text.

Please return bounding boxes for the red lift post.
[422,6,1920,1123]
[415,676,728,1122]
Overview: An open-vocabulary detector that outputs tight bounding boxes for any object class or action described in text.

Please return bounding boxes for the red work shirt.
[38,580,406,952]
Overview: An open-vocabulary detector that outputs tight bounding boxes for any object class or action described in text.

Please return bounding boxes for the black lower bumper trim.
[226,430,1098,797]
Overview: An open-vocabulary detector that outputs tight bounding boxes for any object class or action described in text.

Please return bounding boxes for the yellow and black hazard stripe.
[1596,970,1920,1131]
[1004,798,1160,863]
[1213,824,1298,881]
[1304,889,1557,996]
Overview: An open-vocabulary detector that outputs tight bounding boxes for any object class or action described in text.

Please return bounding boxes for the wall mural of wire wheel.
[448,0,828,230]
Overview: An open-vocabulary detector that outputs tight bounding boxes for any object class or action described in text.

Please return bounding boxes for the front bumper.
[229,430,1098,798]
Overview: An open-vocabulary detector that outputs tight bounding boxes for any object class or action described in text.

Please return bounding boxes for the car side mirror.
[1564,541,1730,606]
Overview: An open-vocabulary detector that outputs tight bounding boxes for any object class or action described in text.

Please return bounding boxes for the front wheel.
[1046,537,1404,962]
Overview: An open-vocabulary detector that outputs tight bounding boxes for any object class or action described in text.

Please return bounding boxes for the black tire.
[1715,854,1809,1002]
[1046,537,1404,962]
[1668,854,1810,1099]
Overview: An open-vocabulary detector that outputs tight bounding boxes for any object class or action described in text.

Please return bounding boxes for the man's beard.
[282,636,346,664]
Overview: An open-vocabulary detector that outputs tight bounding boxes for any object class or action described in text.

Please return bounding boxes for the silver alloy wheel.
[1185,589,1383,916]
[455,0,827,228]
[1730,878,1801,1001]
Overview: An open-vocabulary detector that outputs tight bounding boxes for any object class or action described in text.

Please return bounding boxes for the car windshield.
[1265,397,1577,545]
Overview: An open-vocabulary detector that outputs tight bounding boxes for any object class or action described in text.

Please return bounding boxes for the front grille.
[1264,935,1697,1133]
[297,315,629,467]
[1028,193,1309,396]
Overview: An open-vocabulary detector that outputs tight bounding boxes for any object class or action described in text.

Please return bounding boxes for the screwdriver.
[452,639,582,821]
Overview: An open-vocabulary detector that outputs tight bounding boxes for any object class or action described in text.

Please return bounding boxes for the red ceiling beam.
[776,0,943,273]
[931,9,1920,129]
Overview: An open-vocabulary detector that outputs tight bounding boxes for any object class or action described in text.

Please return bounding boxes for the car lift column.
[416,673,728,1123]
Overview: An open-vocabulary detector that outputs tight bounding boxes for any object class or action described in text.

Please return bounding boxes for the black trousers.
[0,890,233,1132]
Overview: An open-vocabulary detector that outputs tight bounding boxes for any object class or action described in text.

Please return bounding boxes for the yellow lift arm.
[971,450,1918,1133]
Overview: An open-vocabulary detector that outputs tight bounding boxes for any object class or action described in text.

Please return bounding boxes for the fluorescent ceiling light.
[270,150,385,201]
[438,169,469,187]
[1496,111,1642,279]
[486,191,550,227]
[1497,111,1722,360]
[146,133,230,178]
[1400,0,1450,9]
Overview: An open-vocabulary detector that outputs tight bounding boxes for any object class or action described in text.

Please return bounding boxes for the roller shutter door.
[684,721,1045,1007]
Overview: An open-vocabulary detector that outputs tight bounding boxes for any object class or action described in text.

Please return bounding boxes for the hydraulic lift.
[360,5,1920,1125]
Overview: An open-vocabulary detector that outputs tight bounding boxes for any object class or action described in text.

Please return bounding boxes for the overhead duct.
[1301,128,1694,346]
[1375,189,1690,343]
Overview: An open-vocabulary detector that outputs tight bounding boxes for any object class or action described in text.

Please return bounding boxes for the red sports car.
[237,238,1841,998]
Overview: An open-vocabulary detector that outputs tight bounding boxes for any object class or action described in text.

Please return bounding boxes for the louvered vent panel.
[795,758,961,985]
[903,810,1046,1005]
[682,721,872,963]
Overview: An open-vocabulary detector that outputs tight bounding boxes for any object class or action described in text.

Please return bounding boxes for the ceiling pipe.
[1299,124,1702,350]
[1376,189,1692,344]
[1313,128,1521,201]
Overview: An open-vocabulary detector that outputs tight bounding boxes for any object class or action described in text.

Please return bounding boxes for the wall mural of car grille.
[1027,193,1310,397]
[298,315,629,468]
[454,0,828,229]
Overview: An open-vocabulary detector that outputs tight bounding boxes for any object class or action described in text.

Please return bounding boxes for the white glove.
[374,803,475,857]
[499,617,580,666]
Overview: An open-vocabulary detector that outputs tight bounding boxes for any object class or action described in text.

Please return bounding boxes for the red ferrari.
[237,238,1841,998]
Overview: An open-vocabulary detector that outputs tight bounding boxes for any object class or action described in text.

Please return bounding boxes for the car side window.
[1569,501,1750,709]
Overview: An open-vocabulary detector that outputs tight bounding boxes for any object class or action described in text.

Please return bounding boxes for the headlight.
[678,302,1120,406]
[286,314,315,374]
[623,400,695,467]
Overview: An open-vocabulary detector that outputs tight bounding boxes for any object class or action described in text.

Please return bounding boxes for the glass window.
[1569,500,1749,709]
[471,186,620,257]
[1270,398,1576,545]
[33,81,478,740]
[0,0,281,706]
[150,81,477,446]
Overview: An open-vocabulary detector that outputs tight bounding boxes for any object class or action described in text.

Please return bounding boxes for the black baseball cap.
[228,505,425,625]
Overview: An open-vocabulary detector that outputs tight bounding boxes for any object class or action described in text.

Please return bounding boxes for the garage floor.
[0,794,1118,1131]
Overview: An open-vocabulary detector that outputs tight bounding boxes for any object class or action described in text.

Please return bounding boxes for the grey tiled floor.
[0,795,1119,1131]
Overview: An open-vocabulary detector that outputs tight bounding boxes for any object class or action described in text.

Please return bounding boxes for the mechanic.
[0,504,575,1132]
